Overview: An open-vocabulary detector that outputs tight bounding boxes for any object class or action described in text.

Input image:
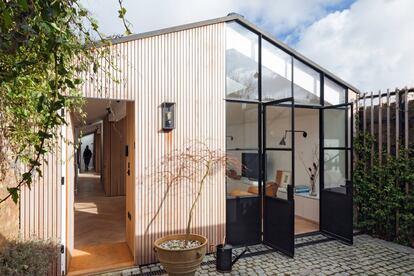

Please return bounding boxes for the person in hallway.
[83,145,92,171]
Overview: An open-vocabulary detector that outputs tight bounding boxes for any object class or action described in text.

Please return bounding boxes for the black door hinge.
[125,145,129,157]
[61,176,64,185]
[60,244,65,254]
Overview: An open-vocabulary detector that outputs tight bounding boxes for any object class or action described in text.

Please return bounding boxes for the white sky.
[81,0,414,92]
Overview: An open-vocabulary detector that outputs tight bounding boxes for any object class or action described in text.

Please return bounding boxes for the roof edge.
[106,14,360,93]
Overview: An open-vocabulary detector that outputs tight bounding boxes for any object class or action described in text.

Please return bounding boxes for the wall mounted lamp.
[226,135,234,141]
[279,130,307,145]
[161,102,175,130]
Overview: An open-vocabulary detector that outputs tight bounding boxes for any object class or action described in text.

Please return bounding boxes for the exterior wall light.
[161,102,175,130]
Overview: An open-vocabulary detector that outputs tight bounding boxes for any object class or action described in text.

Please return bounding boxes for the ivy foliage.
[354,131,414,247]
[0,0,131,204]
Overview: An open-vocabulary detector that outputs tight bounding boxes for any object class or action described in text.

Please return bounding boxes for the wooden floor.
[68,242,134,275]
[74,173,125,247]
[295,216,319,235]
[69,173,132,275]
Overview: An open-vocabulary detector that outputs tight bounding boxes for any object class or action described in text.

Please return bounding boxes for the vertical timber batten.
[135,23,226,265]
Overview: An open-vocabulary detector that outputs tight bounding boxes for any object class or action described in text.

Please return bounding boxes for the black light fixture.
[279,130,307,145]
[161,102,175,130]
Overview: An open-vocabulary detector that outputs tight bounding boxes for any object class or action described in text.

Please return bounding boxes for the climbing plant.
[0,0,131,204]
[353,128,414,247]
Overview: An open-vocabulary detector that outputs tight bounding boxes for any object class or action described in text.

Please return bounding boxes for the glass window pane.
[261,39,292,101]
[226,22,259,100]
[293,59,321,105]
[265,151,292,200]
[226,102,258,149]
[324,108,346,147]
[324,77,346,105]
[324,149,346,193]
[266,104,291,148]
[226,150,260,198]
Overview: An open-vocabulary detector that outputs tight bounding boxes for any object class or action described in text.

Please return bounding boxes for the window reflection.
[324,108,346,147]
[261,39,292,101]
[265,151,291,200]
[324,149,346,193]
[226,102,258,149]
[226,102,259,198]
[226,22,259,100]
[226,150,260,198]
[293,59,321,105]
[324,77,346,105]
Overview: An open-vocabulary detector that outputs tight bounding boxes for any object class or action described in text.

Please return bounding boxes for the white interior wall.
[226,107,320,193]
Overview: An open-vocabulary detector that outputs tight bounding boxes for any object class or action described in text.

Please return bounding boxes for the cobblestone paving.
[108,234,414,276]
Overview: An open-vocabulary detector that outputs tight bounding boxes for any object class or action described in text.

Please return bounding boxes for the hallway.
[74,173,125,246]
[69,173,133,275]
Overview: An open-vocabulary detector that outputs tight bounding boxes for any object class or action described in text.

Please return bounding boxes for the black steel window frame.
[224,21,354,241]
[320,99,353,195]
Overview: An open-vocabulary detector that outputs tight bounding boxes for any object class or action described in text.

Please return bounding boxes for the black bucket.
[216,244,233,272]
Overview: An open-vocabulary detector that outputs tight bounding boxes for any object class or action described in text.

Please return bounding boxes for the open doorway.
[294,108,320,235]
[68,98,135,275]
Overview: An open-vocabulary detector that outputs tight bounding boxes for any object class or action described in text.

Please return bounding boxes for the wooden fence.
[356,87,414,157]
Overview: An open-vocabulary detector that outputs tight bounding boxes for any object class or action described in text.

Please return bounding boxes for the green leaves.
[0,0,130,205]
[7,187,19,203]
[354,128,414,246]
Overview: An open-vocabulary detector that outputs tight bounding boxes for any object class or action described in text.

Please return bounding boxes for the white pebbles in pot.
[159,240,201,250]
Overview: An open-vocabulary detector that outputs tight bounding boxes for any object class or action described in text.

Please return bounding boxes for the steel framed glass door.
[321,102,353,244]
[262,97,295,257]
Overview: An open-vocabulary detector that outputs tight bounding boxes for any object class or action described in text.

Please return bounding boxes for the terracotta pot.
[154,234,207,276]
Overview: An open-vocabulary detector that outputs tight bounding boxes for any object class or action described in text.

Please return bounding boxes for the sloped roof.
[110,13,359,93]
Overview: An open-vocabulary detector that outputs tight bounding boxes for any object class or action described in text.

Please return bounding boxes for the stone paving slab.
[101,235,414,276]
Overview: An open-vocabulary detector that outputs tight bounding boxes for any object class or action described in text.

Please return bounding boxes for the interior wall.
[294,109,319,188]
[102,114,127,197]
[226,107,320,191]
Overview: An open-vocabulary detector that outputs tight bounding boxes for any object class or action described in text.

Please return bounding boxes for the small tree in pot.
[148,141,230,276]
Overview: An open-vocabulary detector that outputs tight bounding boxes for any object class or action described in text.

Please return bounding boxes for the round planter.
[154,234,207,276]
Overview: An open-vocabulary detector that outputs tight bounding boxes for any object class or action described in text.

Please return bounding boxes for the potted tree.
[148,141,229,276]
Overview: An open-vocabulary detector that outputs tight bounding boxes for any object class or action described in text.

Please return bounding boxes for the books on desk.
[295,185,310,193]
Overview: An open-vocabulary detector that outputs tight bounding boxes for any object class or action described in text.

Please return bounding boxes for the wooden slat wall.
[80,42,136,101]
[135,23,226,265]
[20,21,226,270]
[358,87,414,157]
[20,137,62,275]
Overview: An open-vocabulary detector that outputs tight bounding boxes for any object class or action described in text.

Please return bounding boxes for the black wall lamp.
[162,102,175,130]
[279,130,307,145]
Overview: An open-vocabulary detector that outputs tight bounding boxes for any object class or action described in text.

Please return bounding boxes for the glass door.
[262,97,295,257]
[321,102,353,244]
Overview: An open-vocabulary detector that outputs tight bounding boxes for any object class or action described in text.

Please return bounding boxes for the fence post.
[378,90,382,163]
[370,91,374,165]
[386,89,391,155]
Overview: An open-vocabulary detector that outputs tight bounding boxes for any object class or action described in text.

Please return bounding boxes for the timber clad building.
[18,14,359,275]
